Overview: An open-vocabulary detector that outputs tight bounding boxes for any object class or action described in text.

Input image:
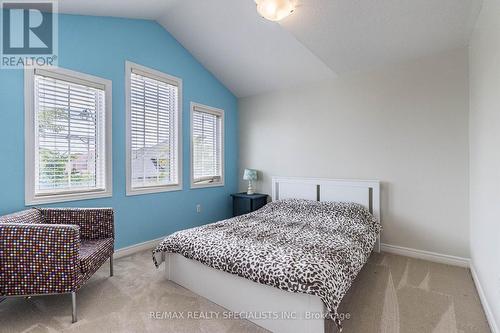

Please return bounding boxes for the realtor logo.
[1,1,58,68]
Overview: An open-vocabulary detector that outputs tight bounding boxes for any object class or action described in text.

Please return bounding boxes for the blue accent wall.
[0,15,238,249]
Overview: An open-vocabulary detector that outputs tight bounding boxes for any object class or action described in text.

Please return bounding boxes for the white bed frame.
[162,177,381,333]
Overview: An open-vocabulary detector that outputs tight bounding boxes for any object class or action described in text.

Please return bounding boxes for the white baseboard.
[114,237,164,259]
[380,243,470,267]
[115,239,471,266]
[470,263,499,333]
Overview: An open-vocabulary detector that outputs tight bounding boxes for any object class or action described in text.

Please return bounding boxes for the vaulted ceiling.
[59,0,482,97]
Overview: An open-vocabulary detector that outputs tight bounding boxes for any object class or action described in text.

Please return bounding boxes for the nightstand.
[231,193,268,217]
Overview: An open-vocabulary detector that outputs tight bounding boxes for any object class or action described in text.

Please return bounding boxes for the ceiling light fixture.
[255,0,295,22]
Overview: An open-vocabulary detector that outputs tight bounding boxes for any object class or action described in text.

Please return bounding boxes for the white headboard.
[272,177,381,252]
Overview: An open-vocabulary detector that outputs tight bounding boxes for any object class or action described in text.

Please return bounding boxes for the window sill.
[190,182,225,189]
[126,184,183,196]
[26,190,112,206]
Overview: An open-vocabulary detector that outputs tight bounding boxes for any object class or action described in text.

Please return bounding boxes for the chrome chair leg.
[109,255,114,277]
[71,292,77,323]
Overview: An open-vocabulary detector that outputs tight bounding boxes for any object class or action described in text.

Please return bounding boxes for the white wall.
[469,0,500,330]
[239,49,470,258]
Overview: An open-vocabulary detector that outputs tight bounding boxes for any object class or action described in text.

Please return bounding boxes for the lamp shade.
[243,169,258,181]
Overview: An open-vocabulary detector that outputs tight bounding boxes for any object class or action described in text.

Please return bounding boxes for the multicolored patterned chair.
[0,208,114,323]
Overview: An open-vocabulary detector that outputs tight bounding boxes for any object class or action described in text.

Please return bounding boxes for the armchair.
[0,208,114,323]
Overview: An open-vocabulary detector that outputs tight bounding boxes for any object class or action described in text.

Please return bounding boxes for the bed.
[153,177,381,333]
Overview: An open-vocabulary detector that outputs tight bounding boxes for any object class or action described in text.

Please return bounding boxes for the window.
[126,61,182,195]
[25,67,112,205]
[191,103,224,188]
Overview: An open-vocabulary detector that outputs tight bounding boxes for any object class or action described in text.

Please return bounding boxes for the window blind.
[34,71,106,195]
[192,107,222,184]
[130,70,179,189]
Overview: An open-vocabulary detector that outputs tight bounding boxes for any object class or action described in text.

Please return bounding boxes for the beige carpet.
[0,250,490,333]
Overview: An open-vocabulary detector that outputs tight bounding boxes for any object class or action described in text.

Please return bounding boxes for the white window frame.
[125,61,183,196]
[190,102,225,189]
[24,67,113,205]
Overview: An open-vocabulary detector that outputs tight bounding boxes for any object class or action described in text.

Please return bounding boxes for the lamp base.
[247,181,255,195]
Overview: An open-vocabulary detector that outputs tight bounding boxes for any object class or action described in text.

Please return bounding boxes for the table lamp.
[243,169,258,195]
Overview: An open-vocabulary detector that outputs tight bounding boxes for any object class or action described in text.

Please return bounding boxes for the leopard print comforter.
[153,199,381,328]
